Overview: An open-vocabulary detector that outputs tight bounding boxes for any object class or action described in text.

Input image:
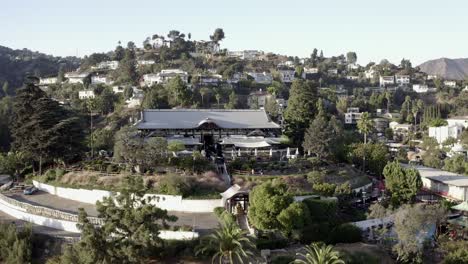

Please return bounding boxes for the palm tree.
[200,87,211,107]
[357,112,373,172]
[293,243,345,264]
[196,221,255,264]
[357,112,373,144]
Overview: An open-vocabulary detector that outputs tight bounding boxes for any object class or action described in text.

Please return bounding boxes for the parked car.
[23,187,38,195]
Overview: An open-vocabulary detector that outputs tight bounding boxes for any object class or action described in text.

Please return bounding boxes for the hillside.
[418,58,468,80]
[0,45,80,89]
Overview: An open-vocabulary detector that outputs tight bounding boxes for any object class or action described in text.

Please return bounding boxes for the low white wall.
[159,230,199,240]
[33,181,222,213]
[0,196,81,233]
[0,194,199,239]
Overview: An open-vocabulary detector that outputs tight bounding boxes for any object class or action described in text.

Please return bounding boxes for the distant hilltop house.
[137,60,156,66]
[344,107,362,125]
[246,72,273,84]
[427,74,439,80]
[112,86,125,94]
[227,72,245,84]
[91,74,112,85]
[365,67,377,79]
[65,72,89,84]
[39,77,58,86]
[302,67,319,79]
[149,36,171,49]
[227,50,262,60]
[444,80,457,88]
[379,76,395,87]
[412,84,436,93]
[78,90,95,100]
[278,69,295,83]
[347,63,359,70]
[142,69,189,86]
[96,61,119,70]
[395,75,410,86]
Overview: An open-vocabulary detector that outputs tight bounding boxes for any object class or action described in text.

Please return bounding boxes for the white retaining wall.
[0,196,81,232]
[0,194,199,239]
[33,181,222,213]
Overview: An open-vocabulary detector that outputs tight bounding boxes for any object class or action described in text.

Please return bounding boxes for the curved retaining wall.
[33,181,222,213]
[0,193,199,239]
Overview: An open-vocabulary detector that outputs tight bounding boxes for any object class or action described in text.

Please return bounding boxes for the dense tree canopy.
[383,162,422,206]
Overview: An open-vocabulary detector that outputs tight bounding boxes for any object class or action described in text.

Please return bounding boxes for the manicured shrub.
[271,255,295,264]
[256,238,288,250]
[327,223,362,244]
[303,198,338,223]
[299,222,331,244]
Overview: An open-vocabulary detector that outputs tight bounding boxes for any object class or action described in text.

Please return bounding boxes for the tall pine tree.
[12,76,85,174]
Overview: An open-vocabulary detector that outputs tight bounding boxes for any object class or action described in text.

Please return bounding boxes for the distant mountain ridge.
[418,58,468,80]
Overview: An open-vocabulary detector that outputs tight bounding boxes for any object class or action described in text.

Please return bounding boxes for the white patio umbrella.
[269,148,273,157]
[254,148,258,156]
[295,148,299,156]
[238,148,241,157]
[286,147,290,158]
[231,149,235,158]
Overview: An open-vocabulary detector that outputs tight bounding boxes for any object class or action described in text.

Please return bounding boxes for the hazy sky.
[1,0,467,65]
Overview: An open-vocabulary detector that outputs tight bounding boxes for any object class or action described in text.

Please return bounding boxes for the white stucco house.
[379,76,395,87]
[248,90,274,108]
[91,75,112,85]
[78,90,95,100]
[447,116,468,129]
[444,80,457,88]
[142,69,189,86]
[428,125,463,144]
[395,75,410,86]
[413,84,436,93]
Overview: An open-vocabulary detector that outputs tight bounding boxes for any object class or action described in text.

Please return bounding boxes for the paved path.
[4,191,219,232]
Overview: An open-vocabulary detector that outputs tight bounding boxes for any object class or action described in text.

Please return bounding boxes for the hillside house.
[246,72,273,84]
[198,74,223,86]
[91,74,111,85]
[428,125,463,144]
[150,36,171,49]
[142,69,189,86]
[278,69,295,83]
[344,107,362,125]
[379,76,395,87]
[137,60,156,66]
[365,67,377,79]
[328,69,338,75]
[96,61,119,70]
[413,84,436,93]
[65,72,89,84]
[444,80,457,88]
[395,75,410,86]
[126,89,144,108]
[447,116,468,129]
[227,50,262,60]
[78,90,95,100]
[39,77,58,85]
[302,67,318,79]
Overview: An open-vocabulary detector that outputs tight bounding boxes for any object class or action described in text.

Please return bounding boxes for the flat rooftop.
[406,165,468,187]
